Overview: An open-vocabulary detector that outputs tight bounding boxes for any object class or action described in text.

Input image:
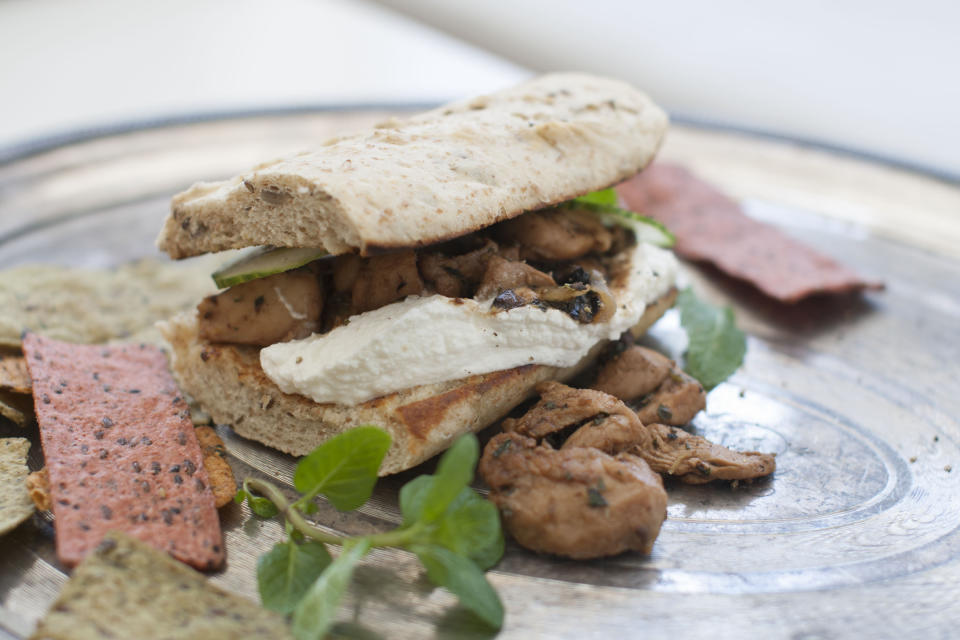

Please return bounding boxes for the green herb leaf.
[574,188,618,206]
[291,539,371,640]
[676,287,746,390]
[432,489,504,570]
[236,488,280,518]
[410,543,504,629]
[418,434,479,523]
[564,198,675,248]
[293,426,391,511]
[398,475,434,527]
[257,541,332,614]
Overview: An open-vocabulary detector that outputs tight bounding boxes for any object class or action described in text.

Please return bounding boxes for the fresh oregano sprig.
[235,426,504,639]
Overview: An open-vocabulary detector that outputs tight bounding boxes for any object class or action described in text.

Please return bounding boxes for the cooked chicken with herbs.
[197,207,637,346]
[479,433,668,559]
[591,345,673,401]
[197,267,322,346]
[633,368,706,426]
[636,423,776,485]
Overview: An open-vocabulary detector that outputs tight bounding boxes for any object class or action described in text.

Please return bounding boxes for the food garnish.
[237,427,504,638]
[568,187,676,248]
[676,287,747,390]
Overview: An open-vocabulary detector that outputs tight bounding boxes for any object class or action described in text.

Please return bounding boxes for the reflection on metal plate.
[1,111,959,638]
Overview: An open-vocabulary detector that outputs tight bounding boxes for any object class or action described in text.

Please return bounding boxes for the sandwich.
[157,73,678,474]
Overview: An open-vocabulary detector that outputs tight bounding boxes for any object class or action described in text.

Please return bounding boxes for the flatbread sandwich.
[157,73,679,474]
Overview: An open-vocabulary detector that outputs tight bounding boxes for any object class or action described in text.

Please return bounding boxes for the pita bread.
[160,290,675,475]
[157,73,668,259]
[0,437,34,535]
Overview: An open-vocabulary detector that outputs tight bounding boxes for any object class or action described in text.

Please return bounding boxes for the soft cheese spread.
[260,243,677,405]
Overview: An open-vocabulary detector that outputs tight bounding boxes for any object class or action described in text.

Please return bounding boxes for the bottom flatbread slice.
[0,437,34,535]
[22,334,223,569]
[160,289,676,475]
[30,531,290,640]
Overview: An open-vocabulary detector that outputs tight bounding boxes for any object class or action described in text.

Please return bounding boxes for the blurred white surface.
[0,0,528,150]
[377,0,960,178]
[2,0,957,179]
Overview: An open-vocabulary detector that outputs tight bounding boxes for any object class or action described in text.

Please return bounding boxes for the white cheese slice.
[260,243,677,405]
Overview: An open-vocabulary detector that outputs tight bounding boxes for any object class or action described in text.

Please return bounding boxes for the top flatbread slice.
[157,73,668,259]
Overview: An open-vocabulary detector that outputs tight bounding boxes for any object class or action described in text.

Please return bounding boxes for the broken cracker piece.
[23,333,223,569]
[0,437,35,535]
[195,426,237,508]
[0,355,31,394]
[30,531,290,640]
[26,468,52,511]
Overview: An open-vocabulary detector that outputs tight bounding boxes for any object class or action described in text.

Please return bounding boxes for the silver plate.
[1,111,959,639]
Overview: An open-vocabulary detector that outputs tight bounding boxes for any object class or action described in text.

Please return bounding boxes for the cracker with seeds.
[0,437,34,535]
[23,333,223,569]
[31,531,290,640]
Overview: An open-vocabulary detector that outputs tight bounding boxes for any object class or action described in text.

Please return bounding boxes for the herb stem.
[243,478,348,546]
[243,478,426,549]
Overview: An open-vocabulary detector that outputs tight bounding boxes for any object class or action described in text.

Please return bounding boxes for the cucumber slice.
[563,199,675,248]
[211,246,328,289]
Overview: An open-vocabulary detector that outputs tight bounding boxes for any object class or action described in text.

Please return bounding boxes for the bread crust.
[157,73,668,259]
[160,290,676,475]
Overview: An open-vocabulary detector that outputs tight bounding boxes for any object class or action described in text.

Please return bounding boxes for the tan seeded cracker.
[0,437,34,535]
[30,531,291,640]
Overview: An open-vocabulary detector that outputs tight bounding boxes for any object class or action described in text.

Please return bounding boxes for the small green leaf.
[398,475,434,526]
[410,543,504,629]
[291,539,371,640]
[257,541,332,614]
[574,188,618,206]
[293,426,391,511]
[418,434,479,523]
[237,488,280,518]
[676,287,746,390]
[433,489,504,570]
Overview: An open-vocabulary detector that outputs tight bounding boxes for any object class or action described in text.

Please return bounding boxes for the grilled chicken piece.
[562,407,650,454]
[419,239,500,297]
[475,255,557,300]
[479,433,667,559]
[635,423,776,485]
[351,250,423,314]
[592,345,673,401]
[496,209,613,261]
[198,268,322,346]
[635,369,706,426]
[502,381,638,441]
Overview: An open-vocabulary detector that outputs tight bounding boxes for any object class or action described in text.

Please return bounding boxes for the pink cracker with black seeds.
[22,333,223,569]
[618,163,884,303]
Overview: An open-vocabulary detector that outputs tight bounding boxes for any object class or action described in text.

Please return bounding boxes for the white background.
[1,0,957,178]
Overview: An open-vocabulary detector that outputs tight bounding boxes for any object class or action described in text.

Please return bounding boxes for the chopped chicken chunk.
[496,209,613,261]
[198,268,322,346]
[502,381,636,441]
[351,250,423,314]
[507,382,775,485]
[479,433,667,559]
[634,423,776,484]
[475,255,556,300]
[592,345,673,401]
[634,369,706,426]
[419,239,500,297]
